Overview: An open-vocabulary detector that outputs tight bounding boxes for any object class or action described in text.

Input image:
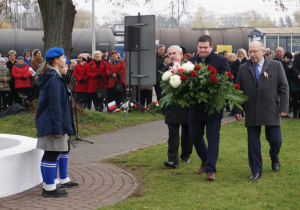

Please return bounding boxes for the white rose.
[162,71,173,81]
[169,75,181,88]
[182,62,195,73]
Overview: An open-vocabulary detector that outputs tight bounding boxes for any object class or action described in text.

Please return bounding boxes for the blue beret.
[45,47,65,61]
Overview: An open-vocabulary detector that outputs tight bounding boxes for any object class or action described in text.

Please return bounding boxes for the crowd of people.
[0,48,128,113]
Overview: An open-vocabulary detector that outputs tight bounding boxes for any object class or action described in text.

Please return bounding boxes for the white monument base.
[0,134,43,198]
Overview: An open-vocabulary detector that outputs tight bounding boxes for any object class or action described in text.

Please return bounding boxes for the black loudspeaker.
[124,26,140,51]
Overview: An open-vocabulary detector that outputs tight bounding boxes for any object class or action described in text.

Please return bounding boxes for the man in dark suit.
[154,44,165,101]
[234,41,289,180]
[101,48,110,63]
[189,35,230,181]
[162,45,193,168]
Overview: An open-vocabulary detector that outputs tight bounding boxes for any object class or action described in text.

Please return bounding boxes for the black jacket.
[231,57,247,83]
[189,51,230,121]
[161,63,189,124]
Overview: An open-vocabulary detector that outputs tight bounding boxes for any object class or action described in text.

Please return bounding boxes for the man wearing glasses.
[234,41,289,180]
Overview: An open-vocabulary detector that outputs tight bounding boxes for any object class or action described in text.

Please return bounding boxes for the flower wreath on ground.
[159,61,248,115]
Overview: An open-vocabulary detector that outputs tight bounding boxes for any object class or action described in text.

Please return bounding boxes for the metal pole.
[138,13,141,111]
[92,0,95,56]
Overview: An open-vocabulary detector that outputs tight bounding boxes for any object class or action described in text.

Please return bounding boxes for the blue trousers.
[247,126,282,174]
[189,120,221,173]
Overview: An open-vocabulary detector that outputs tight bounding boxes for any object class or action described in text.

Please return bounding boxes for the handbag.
[96,77,107,98]
[114,78,125,94]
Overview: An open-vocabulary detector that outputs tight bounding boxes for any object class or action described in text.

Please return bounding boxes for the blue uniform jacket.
[36,68,75,137]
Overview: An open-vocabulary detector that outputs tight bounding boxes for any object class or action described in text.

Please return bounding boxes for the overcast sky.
[74,0,300,24]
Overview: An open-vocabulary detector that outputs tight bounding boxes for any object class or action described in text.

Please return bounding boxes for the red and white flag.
[108,101,116,110]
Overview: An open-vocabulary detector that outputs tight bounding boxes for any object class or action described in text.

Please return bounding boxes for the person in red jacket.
[106,51,126,106]
[86,51,107,111]
[73,53,89,107]
[11,56,35,106]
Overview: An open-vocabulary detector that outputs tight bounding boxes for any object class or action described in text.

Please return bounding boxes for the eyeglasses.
[248,50,262,54]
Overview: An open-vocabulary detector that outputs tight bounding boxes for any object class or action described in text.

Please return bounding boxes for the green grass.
[101,119,300,209]
[0,110,164,138]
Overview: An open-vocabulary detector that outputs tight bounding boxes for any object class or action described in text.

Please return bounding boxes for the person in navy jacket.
[189,35,230,181]
[36,47,78,198]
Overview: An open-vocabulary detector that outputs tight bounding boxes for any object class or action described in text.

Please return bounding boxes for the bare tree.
[285,15,293,27]
[263,0,300,11]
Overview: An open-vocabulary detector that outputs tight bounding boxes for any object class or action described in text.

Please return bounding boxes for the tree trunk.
[38,0,76,58]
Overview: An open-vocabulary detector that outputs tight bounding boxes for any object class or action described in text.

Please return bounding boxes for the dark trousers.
[0,91,9,111]
[74,92,87,107]
[108,88,125,106]
[247,126,282,174]
[140,89,152,106]
[189,120,221,173]
[154,84,162,101]
[167,124,193,164]
[291,91,300,118]
[8,81,15,106]
[87,93,104,111]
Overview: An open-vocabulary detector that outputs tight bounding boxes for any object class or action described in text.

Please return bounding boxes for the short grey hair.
[93,50,102,58]
[250,41,264,50]
[276,47,284,52]
[167,45,182,53]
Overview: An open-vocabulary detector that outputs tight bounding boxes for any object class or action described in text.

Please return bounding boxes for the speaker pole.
[137,12,141,111]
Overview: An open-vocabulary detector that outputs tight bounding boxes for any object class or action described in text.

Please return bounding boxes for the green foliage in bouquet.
[159,62,248,115]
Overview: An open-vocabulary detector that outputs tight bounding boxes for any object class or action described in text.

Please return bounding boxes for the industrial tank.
[156,27,254,53]
[0,27,115,58]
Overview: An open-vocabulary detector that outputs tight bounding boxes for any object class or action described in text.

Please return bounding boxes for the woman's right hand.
[55,134,62,138]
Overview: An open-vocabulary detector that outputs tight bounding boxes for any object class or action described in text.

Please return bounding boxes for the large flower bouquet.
[159,61,248,115]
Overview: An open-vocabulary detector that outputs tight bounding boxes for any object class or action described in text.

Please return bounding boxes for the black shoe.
[60,181,79,189]
[249,173,262,180]
[182,158,190,163]
[272,160,280,172]
[43,188,68,198]
[164,161,179,168]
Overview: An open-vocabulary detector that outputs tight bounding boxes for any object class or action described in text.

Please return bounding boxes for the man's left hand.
[280,112,288,116]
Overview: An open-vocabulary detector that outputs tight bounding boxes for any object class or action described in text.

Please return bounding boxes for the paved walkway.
[0,115,235,210]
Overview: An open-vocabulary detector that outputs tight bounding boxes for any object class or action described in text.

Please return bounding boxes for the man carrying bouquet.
[234,41,289,180]
[189,35,230,181]
[162,45,193,168]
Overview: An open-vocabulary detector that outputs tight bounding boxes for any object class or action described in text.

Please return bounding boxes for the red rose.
[210,68,217,74]
[210,74,217,83]
[190,71,197,77]
[177,68,184,73]
[234,83,240,90]
[194,65,201,71]
[207,65,213,70]
[227,71,233,79]
[180,74,187,81]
